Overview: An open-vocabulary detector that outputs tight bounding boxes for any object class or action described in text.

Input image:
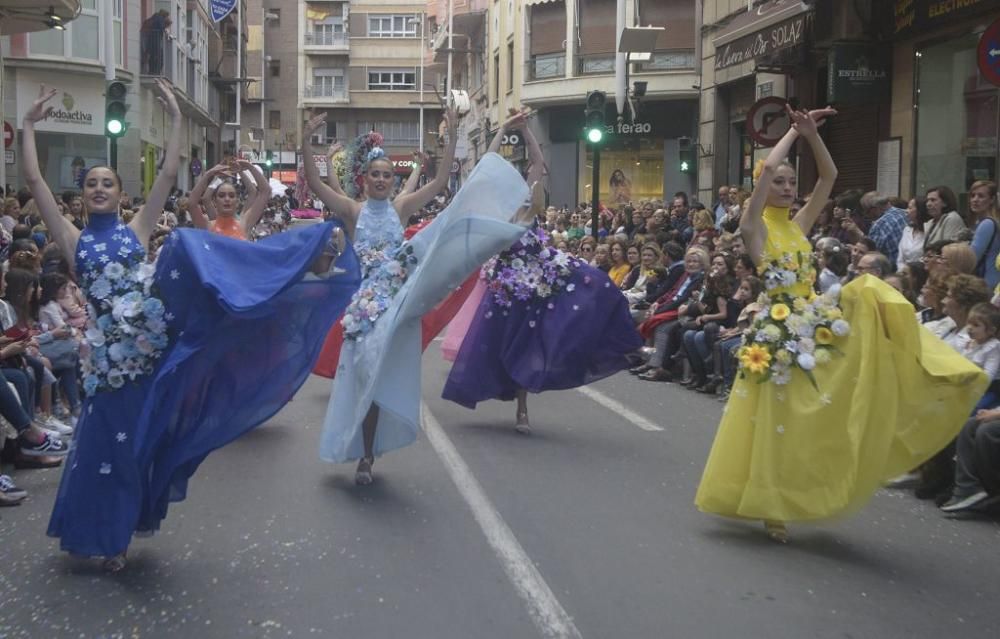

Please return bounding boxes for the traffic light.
[584,91,606,144]
[264,151,273,176]
[678,136,694,173]
[105,80,128,138]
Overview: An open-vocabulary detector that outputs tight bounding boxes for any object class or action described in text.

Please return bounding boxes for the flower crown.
[342,131,386,198]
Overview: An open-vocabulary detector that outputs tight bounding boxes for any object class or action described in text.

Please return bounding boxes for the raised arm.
[393,107,460,219]
[790,107,838,235]
[188,163,228,229]
[21,86,81,267]
[325,142,346,194]
[520,114,545,187]
[131,78,183,246]
[240,166,259,212]
[401,151,427,195]
[740,122,801,265]
[239,162,271,238]
[302,113,361,234]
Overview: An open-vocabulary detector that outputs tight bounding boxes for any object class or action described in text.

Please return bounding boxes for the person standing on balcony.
[141,9,172,75]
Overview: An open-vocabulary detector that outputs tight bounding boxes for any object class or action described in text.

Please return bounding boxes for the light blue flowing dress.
[320,153,529,462]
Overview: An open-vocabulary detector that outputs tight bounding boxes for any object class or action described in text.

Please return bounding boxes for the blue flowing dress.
[320,153,530,463]
[47,212,360,557]
[442,228,641,408]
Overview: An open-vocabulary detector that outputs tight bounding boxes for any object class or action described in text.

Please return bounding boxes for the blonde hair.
[685,245,711,270]
[692,209,714,231]
[941,242,977,275]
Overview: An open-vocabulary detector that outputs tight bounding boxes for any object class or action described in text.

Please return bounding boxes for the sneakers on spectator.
[940,490,989,513]
[0,474,27,505]
[885,471,920,489]
[41,415,74,437]
[19,432,69,457]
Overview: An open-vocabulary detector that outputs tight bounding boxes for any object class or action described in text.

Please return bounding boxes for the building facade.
[2,0,247,196]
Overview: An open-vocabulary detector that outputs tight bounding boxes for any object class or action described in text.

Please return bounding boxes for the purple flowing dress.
[442,227,641,408]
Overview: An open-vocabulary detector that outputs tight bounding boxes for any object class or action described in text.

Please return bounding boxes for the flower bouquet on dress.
[738,257,850,390]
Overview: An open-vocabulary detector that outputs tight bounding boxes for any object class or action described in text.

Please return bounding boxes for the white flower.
[776,425,785,435]
[103,262,126,280]
[85,326,106,347]
[116,432,127,443]
[108,342,125,362]
[99,462,112,475]
[780,271,797,287]
[819,393,833,406]
[797,337,815,354]
[831,319,850,336]
[796,352,816,371]
[90,277,112,301]
[170,269,180,280]
[772,366,791,385]
[107,369,125,389]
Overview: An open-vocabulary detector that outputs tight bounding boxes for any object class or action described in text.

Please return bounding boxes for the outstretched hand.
[303,111,327,142]
[786,105,837,137]
[154,78,181,119]
[24,85,58,124]
[327,141,344,158]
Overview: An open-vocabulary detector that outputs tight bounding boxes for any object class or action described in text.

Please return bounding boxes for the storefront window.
[916,32,999,199]
[585,139,665,206]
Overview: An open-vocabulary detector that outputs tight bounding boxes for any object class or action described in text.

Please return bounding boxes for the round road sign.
[3,121,13,149]
[977,18,1000,88]
[746,97,791,147]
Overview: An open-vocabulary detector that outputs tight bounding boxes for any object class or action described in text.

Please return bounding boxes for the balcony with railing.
[303,31,350,53]
[303,85,350,104]
[525,53,566,82]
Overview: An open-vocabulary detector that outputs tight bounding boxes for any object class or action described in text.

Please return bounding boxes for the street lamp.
[617,26,664,121]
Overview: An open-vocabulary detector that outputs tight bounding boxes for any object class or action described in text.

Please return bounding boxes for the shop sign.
[977,17,1000,88]
[210,0,237,23]
[388,155,419,175]
[895,0,996,38]
[826,43,891,105]
[604,121,654,137]
[15,73,104,136]
[714,13,809,71]
[490,130,525,162]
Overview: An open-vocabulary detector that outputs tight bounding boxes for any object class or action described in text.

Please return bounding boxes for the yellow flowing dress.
[695,206,988,522]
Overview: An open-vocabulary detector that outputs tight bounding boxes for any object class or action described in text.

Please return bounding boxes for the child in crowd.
[698,275,764,397]
[816,240,849,293]
[961,302,1000,410]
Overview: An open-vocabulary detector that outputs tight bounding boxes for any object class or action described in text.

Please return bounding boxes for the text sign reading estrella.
[211,0,237,23]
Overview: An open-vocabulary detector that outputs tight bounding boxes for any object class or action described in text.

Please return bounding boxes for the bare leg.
[355,404,378,485]
[514,389,530,434]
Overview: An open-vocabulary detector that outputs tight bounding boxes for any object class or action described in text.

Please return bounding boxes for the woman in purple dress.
[441,110,641,430]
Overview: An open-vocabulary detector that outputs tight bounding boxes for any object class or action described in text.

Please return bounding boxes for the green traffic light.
[107,120,124,135]
[587,128,603,144]
[680,161,689,172]
[265,159,273,167]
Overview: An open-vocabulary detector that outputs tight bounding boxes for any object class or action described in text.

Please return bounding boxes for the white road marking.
[421,403,583,639]
[574,386,664,432]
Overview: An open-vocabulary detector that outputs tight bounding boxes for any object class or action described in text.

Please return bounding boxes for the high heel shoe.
[764,520,788,544]
[355,456,375,485]
[515,411,531,434]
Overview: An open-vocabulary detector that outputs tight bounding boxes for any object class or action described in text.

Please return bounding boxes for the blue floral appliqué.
[483,227,575,307]
[342,242,417,339]
[77,219,171,396]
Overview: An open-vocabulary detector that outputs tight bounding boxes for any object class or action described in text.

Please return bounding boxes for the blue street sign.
[210,0,237,23]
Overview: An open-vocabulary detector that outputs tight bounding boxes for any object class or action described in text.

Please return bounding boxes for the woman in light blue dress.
[303,110,536,484]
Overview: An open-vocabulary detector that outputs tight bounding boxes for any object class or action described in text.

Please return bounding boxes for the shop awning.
[524,0,561,5]
[713,0,810,47]
[0,0,81,35]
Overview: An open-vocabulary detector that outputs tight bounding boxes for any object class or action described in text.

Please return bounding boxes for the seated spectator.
[940,407,1000,512]
[700,275,765,396]
[941,242,977,275]
[817,241,849,292]
[897,196,930,271]
[592,243,611,272]
[856,251,893,279]
[924,185,966,246]
[607,239,632,286]
[679,262,738,389]
[939,274,991,351]
[623,243,664,306]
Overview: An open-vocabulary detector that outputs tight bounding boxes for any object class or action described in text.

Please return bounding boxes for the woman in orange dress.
[188,160,270,241]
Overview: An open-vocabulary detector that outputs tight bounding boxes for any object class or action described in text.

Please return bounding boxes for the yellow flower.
[775,350,792,365]
[815,326,834,345]
[792,298,808,312]
[770,303,791,321]
[740,344,772,374]
[824,307,843,320]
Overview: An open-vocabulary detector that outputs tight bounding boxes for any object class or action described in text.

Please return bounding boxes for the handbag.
[37,338,78,371]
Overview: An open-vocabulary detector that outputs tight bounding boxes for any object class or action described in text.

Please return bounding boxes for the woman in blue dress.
[23,81,360,570]
[442,109,642,429]
[303,109,536,484]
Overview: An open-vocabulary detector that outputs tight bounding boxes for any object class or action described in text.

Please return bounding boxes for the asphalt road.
[2,342,999,638]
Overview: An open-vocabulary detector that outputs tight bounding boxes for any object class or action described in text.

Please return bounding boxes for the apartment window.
[270,60,281,77]
[507,42,514,92]
[312,68,345,97]
[493,53,500,103]
[368,14,418,38]
[367,69,416,91]
[30,0,110,61]
[313,19,345,45]
[269,110,281,129]
[357,121,420,146]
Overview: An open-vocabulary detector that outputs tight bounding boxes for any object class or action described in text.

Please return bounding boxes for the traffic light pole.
[590,144,600,240]
[109,137,118,172]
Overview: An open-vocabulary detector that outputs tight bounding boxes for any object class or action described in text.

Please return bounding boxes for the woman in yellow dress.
[695,106,988,542]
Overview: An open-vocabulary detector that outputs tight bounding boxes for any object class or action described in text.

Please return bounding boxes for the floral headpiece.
[342,131,386,198]
[753,158,766,181]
